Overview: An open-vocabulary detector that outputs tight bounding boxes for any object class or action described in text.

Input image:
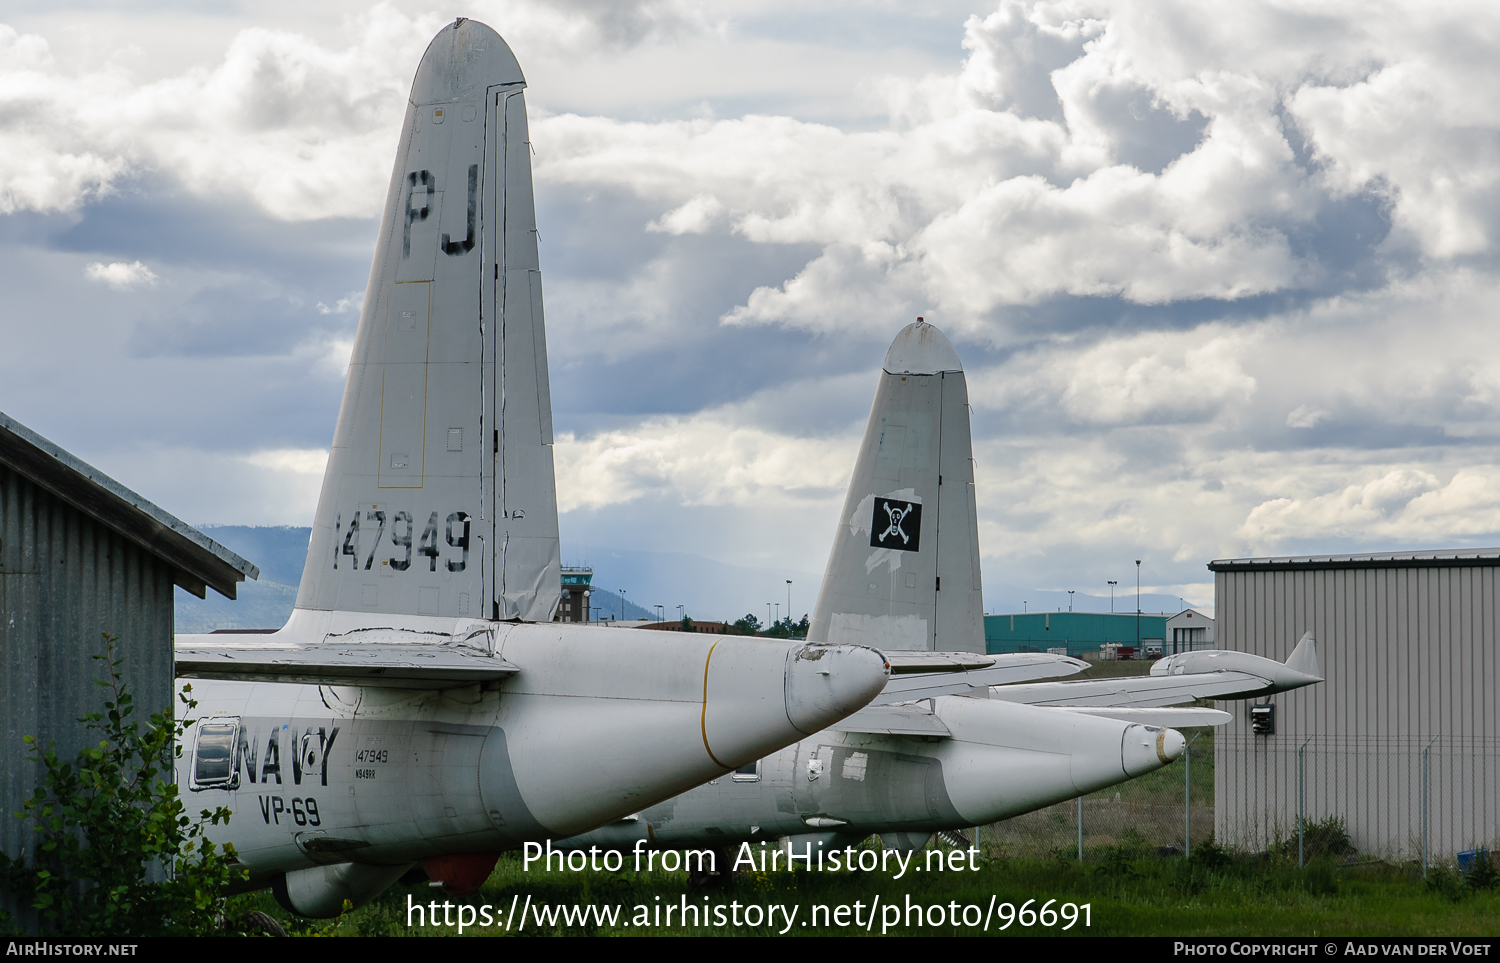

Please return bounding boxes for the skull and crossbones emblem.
[878,501,913,544]
[869,497,922,551]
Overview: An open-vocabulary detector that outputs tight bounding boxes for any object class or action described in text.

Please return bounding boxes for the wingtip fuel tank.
[1150,630,1323,695]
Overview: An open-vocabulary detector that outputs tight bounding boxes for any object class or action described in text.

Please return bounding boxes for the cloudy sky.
[4,0,1499,615]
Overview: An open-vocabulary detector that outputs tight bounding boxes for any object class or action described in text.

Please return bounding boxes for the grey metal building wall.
[0,462,177,906]
[1214,559,1500,860]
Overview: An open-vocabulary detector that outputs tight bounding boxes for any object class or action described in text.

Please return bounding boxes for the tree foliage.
[0,636,248,936]
[765,616,809,639]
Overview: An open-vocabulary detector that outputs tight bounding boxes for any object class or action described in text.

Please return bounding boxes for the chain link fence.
[968,728,1217,862]
[1216,735,1500,869]
[959,733,1500,869]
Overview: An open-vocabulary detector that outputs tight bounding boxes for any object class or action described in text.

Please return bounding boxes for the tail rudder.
[294,20,559,625]
[808,321,984,653]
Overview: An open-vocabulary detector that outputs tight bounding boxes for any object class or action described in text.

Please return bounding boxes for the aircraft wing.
[990,632,1324,708]
[830,698,1230,738]
[1051,706,1232,727]
[176,637,520,689]
[871,651,1088,704]
[988,670,1273,708]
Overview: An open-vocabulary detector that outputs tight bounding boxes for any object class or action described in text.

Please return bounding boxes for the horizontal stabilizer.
[990,670,1274,708]
[872,652,1088,704]
[1053,706,1232,727]
[832,703,952,737]
[176,636,519,689]
[883,651,994,674]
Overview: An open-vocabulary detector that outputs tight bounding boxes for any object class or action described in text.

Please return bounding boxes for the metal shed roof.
[1208,547,1500,572]
[0,411,258,599]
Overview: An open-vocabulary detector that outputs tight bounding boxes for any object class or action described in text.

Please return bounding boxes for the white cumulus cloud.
[1236,468,1500,546]
[243,448,329,476]
[85,260,157,289]
[554,408,857,514]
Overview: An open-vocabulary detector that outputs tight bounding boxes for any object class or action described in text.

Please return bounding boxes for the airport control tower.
[558,566,593,622]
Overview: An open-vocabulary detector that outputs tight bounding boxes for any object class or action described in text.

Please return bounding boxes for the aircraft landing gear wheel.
[688,846,734,889]
[238,910,288,937]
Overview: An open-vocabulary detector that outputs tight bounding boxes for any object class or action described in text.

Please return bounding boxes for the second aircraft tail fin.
[808,321,985,653]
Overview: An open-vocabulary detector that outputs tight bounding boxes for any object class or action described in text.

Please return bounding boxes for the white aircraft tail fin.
[1284,631,1321,679]
[295,19,560,623]
[808,321,985,653]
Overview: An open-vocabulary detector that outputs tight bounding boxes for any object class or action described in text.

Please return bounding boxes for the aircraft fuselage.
[175,619,890,898]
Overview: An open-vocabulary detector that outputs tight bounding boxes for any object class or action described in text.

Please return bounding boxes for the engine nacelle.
[936,697,1186,825]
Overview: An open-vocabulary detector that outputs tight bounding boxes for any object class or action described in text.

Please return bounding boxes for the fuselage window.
[191,718,242,791]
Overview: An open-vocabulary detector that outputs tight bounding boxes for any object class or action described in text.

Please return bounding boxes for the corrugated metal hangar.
[0,411,257,921]
[1211,549,1500,861]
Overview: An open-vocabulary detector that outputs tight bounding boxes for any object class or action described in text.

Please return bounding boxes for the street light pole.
[619,588,626,620]
[786,580,793,626]
[1135,560,1142,650]
[1108,581,1117,613]
[1068,590,1074,613]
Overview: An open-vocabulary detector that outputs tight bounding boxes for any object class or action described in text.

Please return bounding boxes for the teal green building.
[983,611,1168,658]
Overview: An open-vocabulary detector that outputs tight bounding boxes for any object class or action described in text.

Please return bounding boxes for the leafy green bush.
[1463,850,1498,892]
[1425,865,1465,903]
[1301,815,1354,858]
[1189,838,1235,871]
[0,638,248,936]
[1272,815,1355,861]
